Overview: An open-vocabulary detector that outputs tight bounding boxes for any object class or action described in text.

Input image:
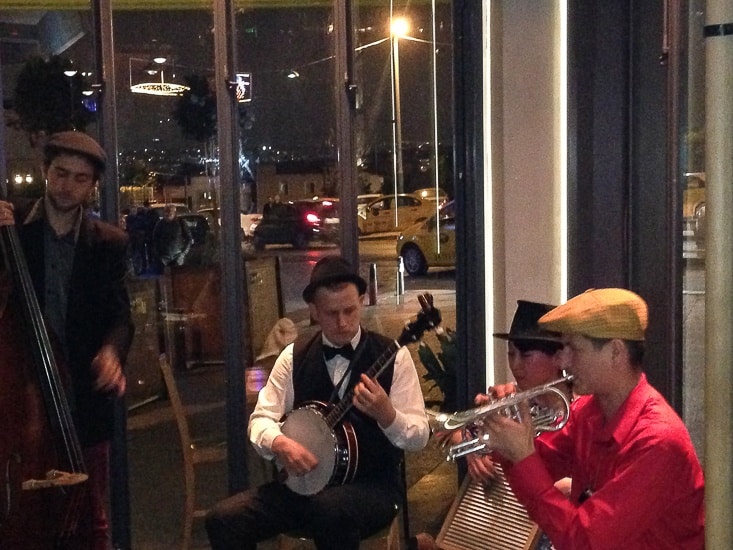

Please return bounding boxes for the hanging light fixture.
[129,56,189,97]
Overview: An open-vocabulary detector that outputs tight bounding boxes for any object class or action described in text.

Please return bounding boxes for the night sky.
[105,4,453,158]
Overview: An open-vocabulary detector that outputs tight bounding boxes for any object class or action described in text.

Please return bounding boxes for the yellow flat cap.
[538,288,648,341]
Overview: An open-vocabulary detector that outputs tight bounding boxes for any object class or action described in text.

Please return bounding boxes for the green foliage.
[172,74,217,143]
[418,327,457,410]
[13,55,95,138]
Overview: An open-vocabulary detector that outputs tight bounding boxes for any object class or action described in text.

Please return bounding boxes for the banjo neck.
[324,340,401,428]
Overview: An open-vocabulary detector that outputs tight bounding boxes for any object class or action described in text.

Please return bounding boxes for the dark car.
[148,202,191,218]
[252,197,339,250]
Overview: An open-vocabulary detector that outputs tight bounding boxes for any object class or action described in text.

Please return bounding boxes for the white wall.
[488,1,565,382]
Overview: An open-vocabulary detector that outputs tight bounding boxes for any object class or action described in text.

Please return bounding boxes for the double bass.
[0,218,89,548]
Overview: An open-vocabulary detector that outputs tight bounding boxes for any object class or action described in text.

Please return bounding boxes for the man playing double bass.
[0,131,133,549]
[205,256,430,549]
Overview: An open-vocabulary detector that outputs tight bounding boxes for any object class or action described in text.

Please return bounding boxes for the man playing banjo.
[206,256,430,549]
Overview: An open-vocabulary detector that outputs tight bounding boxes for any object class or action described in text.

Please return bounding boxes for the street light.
[64,67,78,129]
[390,17,408,199]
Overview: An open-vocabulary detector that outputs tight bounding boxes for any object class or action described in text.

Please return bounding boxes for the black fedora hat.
[302,256,368,303]
[493,300,562,343]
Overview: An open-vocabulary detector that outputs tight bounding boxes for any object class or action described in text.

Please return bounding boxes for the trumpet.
[429,375,574,461]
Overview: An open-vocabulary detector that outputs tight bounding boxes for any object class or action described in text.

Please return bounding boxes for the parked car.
[396,200,456,276]
[252,197,339,250]
[357,193,383,218]
[682,172,705,259]
[411,187,448,205]
[197,207,260,240]
[241,212,263,237]
[148,202,191,217]
[358,194,436,235]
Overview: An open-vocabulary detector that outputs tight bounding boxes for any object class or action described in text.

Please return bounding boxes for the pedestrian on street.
[151,204,193,273]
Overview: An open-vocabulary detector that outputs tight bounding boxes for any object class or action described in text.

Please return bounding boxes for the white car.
[197,208,261,239]
[241,213,263,238]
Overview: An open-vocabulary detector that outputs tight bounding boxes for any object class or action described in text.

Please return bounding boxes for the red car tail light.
[305,212,320,225]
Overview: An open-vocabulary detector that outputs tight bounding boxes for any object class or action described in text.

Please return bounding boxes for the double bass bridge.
[21,470,88,491]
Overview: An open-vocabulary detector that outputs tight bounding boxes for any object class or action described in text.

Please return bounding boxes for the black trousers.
[205,479,401,550]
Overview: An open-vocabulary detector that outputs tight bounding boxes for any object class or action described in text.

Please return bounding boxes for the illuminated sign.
[235,72,252,103]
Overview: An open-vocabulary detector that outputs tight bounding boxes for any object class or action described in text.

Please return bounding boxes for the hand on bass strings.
[272,435,319,478]
[0,200,16,227]
[92,344,126,397]
[353,373,396,428]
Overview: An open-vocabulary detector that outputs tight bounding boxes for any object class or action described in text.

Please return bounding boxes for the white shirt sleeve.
[247,343,295,460]
[380,345,430,452]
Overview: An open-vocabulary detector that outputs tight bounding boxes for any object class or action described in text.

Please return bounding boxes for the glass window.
[681,0,705,456]
[0,1,457,546]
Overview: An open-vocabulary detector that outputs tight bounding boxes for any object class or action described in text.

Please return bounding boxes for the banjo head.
[280,406,338,495]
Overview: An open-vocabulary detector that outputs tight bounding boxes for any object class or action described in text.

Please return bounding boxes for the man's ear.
[308,302,319,324]
[609,338,628,363]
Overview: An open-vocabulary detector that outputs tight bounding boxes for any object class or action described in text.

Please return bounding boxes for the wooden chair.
[158,354,227,550]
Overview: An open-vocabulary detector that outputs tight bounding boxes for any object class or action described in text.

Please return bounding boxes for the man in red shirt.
[484,288,705,549]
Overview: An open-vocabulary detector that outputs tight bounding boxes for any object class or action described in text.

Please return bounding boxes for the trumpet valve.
[446,433,490,461]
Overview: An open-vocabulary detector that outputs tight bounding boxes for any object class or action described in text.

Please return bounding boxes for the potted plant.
[418,327,457,412]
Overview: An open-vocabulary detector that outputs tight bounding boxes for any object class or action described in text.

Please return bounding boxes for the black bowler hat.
[493,300,562,343]
[302,256,368,303]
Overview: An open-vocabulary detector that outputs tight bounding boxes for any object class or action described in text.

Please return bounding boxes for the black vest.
[292,330,403,485]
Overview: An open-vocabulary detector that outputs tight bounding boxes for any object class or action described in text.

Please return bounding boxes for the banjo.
[278,293,441,495]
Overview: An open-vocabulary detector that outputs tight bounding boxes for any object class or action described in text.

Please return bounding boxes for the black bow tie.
[323,344,354,361]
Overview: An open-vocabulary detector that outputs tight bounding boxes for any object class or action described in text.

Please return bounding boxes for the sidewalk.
[126,288,459,549]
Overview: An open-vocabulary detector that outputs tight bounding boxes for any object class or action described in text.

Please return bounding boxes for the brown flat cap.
[538,288,648,341]
[45,131,106,170]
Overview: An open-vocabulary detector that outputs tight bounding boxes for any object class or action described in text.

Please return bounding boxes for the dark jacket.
[152,216,193,265]
[15,202,134,446]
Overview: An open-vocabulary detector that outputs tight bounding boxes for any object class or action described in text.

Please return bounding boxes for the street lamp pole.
[64,67,78,129]
[391,17,408,198]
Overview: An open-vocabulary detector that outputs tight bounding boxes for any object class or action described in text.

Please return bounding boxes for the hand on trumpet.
[450,429,497,484]
[482,398,536,464]
[451,382,517,484]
